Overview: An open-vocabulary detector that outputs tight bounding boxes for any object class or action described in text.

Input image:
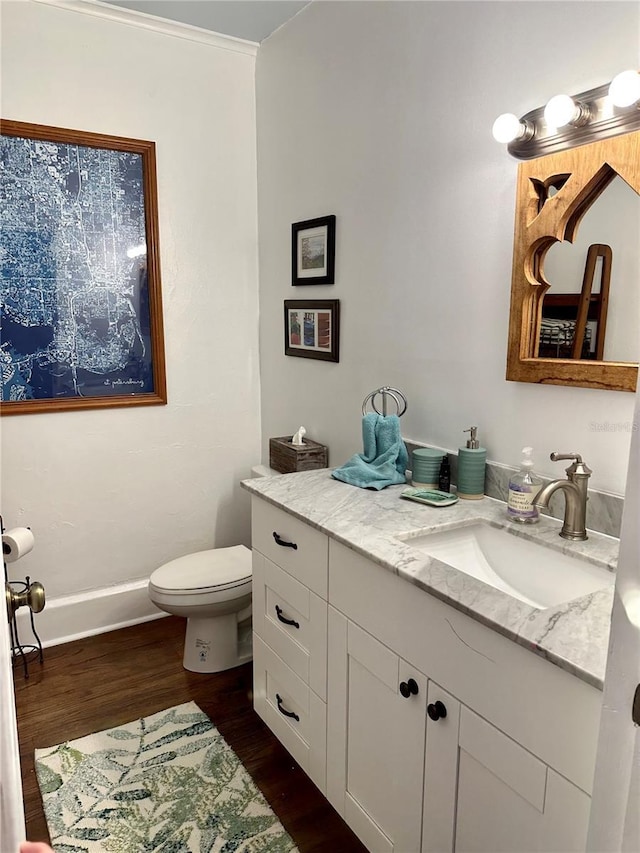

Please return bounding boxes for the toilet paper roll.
[2,527,35,563]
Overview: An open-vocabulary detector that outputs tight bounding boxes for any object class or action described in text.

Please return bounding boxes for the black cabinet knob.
[399,678,419,698]
[427,700,447,721]
[633,683,640,726]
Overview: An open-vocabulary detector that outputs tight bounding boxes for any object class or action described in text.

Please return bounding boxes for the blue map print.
[0,135,154,402]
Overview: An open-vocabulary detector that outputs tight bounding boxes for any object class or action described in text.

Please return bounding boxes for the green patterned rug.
[35,701,298,852]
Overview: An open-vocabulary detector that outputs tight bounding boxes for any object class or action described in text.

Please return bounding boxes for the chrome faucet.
[533,452,592,541]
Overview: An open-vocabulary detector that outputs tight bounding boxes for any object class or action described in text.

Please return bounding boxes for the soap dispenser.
[507,447,542,523]
[457,426,486,500]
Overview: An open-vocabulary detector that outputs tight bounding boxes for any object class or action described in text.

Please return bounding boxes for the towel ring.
[362,386,408,417]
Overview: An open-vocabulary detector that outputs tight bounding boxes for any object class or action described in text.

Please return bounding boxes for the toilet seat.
[149,545,252,596]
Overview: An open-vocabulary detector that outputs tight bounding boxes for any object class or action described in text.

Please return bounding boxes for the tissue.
[292,426,306,446]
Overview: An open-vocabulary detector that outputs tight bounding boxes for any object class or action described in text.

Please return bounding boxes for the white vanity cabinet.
[326,607,592,853]
[251,498,329,793]
[328,540,599,853]
[249,496,603,852]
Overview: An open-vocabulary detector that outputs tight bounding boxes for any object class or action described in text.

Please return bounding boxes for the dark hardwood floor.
[14,616,367,852]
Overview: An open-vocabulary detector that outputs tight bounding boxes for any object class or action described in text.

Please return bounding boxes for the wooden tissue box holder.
[269,436,329,474]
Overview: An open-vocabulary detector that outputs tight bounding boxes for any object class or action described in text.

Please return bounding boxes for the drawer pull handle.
[273,532,298,550]
[276,693,300,722]
[399,678,419,698]
[427,700,447,721]
[275,605,300,629]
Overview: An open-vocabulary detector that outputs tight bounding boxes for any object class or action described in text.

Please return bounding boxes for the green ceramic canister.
[457,426,486,500]
[411,448,443,487]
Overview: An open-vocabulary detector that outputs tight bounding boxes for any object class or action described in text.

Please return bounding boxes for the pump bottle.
[457,426,486,500]
[507,447,542,523]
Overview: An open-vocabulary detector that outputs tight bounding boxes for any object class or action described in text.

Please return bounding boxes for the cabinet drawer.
[252,498,328,598]
[253,635,327,793]
[253,552,327,699]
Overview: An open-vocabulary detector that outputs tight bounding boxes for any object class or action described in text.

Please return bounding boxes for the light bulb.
[609,69,640,107]
[544,94,578,128]
[492,113,523,143]
[491,113,533,144]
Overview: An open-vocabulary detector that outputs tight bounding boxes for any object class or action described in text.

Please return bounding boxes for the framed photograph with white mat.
[291,215,336,285]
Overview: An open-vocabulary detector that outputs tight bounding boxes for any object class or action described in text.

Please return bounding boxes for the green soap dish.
[401,488,459,507]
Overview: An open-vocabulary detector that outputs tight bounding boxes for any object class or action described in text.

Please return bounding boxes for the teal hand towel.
[332,413,408,490]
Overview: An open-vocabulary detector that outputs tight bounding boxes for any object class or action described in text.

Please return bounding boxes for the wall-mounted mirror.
[506,131,640,392]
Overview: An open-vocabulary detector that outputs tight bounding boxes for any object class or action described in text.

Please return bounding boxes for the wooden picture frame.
[284,299,339,362]
[0,120,167,415]
[292,215,336,285]
[505,130,639,393]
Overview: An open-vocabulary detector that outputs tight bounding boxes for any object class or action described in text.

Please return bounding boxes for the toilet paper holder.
[2,514,45,678]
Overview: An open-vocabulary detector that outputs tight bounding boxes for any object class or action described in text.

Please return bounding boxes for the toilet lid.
[150,545,252,593]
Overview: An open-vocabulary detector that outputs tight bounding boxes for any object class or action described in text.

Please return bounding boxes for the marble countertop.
[241,469,619,690]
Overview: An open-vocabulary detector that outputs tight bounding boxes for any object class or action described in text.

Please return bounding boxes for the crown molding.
[31,0,260,56]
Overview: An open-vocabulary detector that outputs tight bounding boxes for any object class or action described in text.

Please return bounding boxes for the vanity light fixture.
[494,72,640,159]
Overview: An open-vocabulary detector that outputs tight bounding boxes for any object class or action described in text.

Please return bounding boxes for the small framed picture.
[291,215,336,285]
[284,300,340,362]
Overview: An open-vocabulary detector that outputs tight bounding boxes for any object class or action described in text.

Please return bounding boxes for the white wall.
[256,0,640,496]
[1,1,261,601]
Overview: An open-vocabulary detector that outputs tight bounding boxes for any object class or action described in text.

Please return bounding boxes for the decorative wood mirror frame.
[506,130,640,393]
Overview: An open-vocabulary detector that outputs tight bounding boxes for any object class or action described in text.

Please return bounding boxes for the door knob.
[5,579,45,620]
[427,700,447,721]
[399,678,419,698]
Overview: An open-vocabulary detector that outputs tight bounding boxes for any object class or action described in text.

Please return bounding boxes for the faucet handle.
[550,452,583,464]
[550,452,592,477]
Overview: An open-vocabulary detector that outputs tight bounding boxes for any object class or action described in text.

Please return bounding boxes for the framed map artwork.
[0,120,166,415]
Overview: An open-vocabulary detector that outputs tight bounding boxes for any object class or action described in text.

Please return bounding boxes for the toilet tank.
[251,464,280,478]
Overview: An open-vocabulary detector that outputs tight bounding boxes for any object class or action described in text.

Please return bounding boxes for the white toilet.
[148,544,253,673]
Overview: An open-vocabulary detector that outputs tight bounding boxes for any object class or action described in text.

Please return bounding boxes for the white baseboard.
[13,578,168,649]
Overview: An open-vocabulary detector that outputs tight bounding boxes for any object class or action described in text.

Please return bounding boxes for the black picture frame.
[291,215,336,285]
[284,299,340,362]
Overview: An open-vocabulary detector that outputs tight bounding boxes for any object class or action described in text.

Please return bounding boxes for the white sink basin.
[401,523,613,609]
